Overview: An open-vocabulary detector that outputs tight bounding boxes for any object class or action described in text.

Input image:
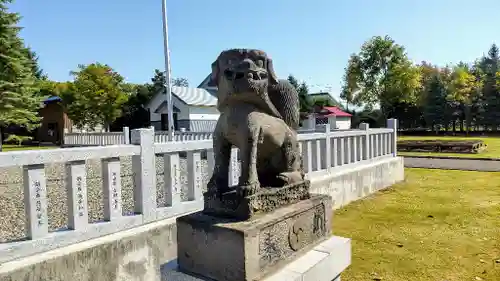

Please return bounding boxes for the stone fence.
[62,115,338,146]
[0,119,403,280]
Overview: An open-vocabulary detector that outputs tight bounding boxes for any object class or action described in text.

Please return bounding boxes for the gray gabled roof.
[197,74,218,89]
[171,86,217,106]
[154,103,181,114]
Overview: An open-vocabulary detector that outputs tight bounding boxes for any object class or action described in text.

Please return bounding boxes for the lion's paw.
[276,172,304,186]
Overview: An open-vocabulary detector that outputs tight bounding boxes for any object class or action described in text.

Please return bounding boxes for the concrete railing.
[155,131,214,142]
[63,127,130,146]
[66,129,328,146]
[62,116,339,146]
[64,127,338,146]
[0,119,398,266]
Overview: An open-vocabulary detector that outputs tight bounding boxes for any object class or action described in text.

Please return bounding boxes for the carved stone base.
[203,180,311,220]
[177,194,333,281]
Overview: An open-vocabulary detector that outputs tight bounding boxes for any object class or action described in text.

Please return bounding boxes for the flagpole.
[161,0,174,141]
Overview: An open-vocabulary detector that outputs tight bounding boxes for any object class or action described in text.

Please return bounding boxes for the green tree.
[0,0,44,150]
[148,69,189,93]
[424,74,447,133]
[287,75,313,114]
[481,44,500,131]
[287,75,300,89]
[312,97,333,107]
[340,35,421,118]
[111,83,153,130]
[62,63,129,131]
[24,48,46,80]
[340,54,363,110]
[148,69,166,96]
[173,77,189,87]
[448,64,482,133]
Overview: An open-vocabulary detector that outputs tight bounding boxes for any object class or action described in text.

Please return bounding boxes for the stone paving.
[403,156,500,172]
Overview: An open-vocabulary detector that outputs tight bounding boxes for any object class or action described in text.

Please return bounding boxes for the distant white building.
[145,74,220,132]
[314,106,352,130]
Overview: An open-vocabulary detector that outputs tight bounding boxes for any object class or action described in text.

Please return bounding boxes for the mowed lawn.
[333,168,500,281]
[398,136,500,159]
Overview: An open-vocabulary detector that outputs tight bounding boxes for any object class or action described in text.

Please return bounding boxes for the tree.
[62,63,129,131]
[24,48,47,80]
[111,83,153,130]
[340,37,500,133]
[340,35,421,118]
[172,77,189,87]
[481,44,500,130]
[287,75,300,89]
[148,69,189,92]
[287,75,313,114]
[448,64,482,133]
[0,0,44,150]
[340,54,363,110]
[312,97,335,107]
[148,69,166,96]
[424,74,447,133]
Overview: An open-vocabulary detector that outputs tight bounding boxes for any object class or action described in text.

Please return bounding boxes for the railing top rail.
[65,132,123,136]
[368,128,394,133]
[297,132,328,141]
[328,130,366,137]
[0,145,140,168]
[155,131,213,135]
[154,140,213,154]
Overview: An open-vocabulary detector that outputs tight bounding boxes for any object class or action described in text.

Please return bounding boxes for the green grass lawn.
[1,144,57,152]
[333,168,500,281]
[398,136,500,159]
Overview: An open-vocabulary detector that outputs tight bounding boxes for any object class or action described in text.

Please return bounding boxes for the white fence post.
[322,124,331,169]
[328,116,337,130]
[359,123,370,160]
[387,119,398,156]
[123,127,130,144]
[307,114,316,130]
[302,141,313,173]
[131,128,157,222]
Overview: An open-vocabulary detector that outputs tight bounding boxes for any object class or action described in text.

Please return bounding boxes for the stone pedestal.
[163,235,351,281]
[176,194,333,281]
[203,180,311,220]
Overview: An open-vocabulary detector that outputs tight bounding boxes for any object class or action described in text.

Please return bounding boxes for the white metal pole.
[161,0,174,141]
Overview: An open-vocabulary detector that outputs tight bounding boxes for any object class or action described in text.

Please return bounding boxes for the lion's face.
[211,49,278,108]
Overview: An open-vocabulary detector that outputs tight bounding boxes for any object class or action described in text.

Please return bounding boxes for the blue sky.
[12,0,500,100]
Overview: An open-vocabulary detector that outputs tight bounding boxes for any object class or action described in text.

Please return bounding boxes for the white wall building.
[315,106,352,130]
[145,75,220,132]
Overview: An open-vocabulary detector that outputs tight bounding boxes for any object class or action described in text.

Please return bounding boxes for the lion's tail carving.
[268,79,301,131]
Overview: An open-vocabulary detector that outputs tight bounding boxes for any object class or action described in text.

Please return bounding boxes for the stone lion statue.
[207,49,305,196]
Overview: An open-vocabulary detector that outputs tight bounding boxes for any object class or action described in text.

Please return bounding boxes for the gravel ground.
[403,156,500,171]
[0,156,241,243]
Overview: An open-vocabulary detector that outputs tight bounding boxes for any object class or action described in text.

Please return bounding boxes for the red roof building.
[317,106,352,118]
[309,106,353,130]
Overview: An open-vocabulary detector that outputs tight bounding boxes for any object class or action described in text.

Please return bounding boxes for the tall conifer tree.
[0,0,43,150]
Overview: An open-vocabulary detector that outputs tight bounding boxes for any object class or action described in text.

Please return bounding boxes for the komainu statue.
[204,48,310,219]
